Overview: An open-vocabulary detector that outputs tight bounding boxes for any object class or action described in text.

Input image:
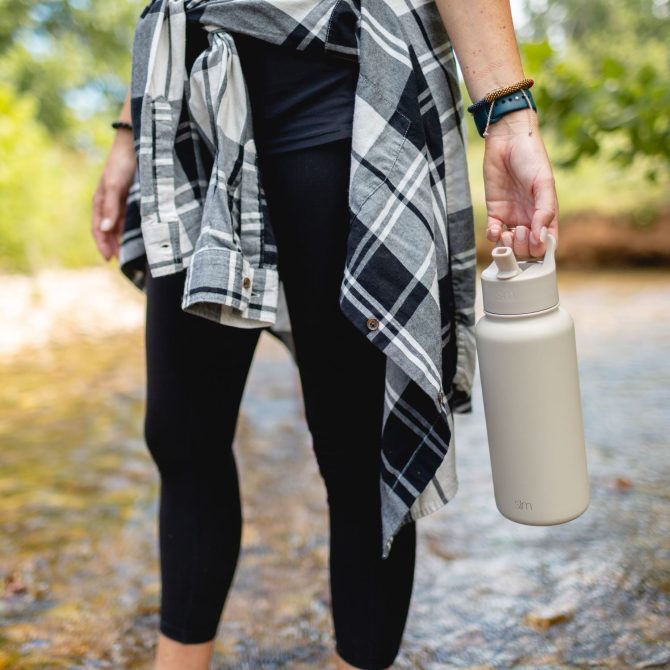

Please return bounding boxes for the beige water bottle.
[475,233,590,525]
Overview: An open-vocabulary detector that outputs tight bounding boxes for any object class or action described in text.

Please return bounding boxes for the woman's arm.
[434,0,524,101]
[91,89,136,262]
[434,0,559,259]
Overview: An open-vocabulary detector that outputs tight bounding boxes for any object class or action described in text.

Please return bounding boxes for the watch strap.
[473,88,537,137]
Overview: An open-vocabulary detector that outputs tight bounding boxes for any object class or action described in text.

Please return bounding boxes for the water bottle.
[475,233,590,525]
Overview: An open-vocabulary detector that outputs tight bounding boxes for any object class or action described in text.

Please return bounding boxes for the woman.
[91,0,559,667]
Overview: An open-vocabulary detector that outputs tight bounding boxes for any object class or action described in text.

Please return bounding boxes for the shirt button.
[366,317,379,330]
[242,277,251,289]
[437,390,444,404]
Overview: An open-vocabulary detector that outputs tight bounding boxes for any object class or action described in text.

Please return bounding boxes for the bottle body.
[475,304,590,525]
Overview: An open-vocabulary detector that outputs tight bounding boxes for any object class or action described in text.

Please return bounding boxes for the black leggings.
[143,137,416,669]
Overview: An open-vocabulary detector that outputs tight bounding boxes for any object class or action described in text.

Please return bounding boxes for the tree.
[0,0,139,141]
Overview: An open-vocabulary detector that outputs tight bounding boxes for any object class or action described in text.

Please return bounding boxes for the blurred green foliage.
[0,0,138,142]
[0,0,140,272]
[0,0,668,272]
[0,81,101,272]
[519,0,670,181]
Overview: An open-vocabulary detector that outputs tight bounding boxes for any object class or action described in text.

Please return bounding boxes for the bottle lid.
[481,232,559,315]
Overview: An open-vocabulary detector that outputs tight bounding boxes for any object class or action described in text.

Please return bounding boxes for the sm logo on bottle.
[495,287,517,300]
[514,499,533,511]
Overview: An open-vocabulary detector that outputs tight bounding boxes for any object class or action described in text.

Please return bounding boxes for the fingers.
[108,199,128,261]
[101,181,121,236]
[511,224,529,258]
[500,229,513,249]
[91,178,127,262]
[488,219,529,257]
[528,225,548,258]
[486,217,503,245]
[493,222,557,260]
[91,183,113,261]
[496,225,549,260]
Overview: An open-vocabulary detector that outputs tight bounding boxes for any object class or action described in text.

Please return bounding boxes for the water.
[0,269,668,669]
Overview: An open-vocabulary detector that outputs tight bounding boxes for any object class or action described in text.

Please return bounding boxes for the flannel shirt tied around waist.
[119,0,477,559]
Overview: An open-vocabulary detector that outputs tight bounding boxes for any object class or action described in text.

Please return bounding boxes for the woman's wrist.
[111,126,135,157]
[482,108,540,138]
[465,69,527,105]
[114,90,133,136]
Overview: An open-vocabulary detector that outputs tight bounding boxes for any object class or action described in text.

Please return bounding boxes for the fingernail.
[100,218,113,232]
[490,225,500,236]
[515,226,527,241]
[540,227,548,243]
[502,231,513,247]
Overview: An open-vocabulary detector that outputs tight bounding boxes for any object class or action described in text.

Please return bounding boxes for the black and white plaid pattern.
[120,0,477,559]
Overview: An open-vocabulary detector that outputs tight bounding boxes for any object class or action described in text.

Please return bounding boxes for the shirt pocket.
[348,71,412,219]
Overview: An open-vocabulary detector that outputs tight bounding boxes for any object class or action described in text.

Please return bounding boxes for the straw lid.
[480,232,559,315]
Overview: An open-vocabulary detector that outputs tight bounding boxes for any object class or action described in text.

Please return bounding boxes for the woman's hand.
[91,130,137,262]
[482,110,559,259]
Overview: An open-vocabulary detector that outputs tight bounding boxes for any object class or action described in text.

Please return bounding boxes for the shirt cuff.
[180,245,280,328]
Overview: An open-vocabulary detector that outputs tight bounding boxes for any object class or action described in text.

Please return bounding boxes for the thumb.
[530,176,557,243]
[529,176,558,256]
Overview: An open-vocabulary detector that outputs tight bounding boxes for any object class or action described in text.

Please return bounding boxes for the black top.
[229,31,359,157]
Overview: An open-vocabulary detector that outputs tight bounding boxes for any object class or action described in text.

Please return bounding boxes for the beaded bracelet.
[467,78,534,111]
[112,120,133,132]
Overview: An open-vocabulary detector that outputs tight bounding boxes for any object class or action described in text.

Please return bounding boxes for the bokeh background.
[0,1,668,668]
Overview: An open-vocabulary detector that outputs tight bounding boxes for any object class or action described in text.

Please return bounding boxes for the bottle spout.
[492,246,522,279]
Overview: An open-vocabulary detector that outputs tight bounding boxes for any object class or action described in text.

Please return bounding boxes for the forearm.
[434,0,525,102]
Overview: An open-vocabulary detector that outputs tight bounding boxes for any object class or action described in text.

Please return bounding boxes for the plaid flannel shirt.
[119,0,477,559]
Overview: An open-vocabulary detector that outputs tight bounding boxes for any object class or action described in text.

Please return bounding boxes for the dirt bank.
[0,267,144,361]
